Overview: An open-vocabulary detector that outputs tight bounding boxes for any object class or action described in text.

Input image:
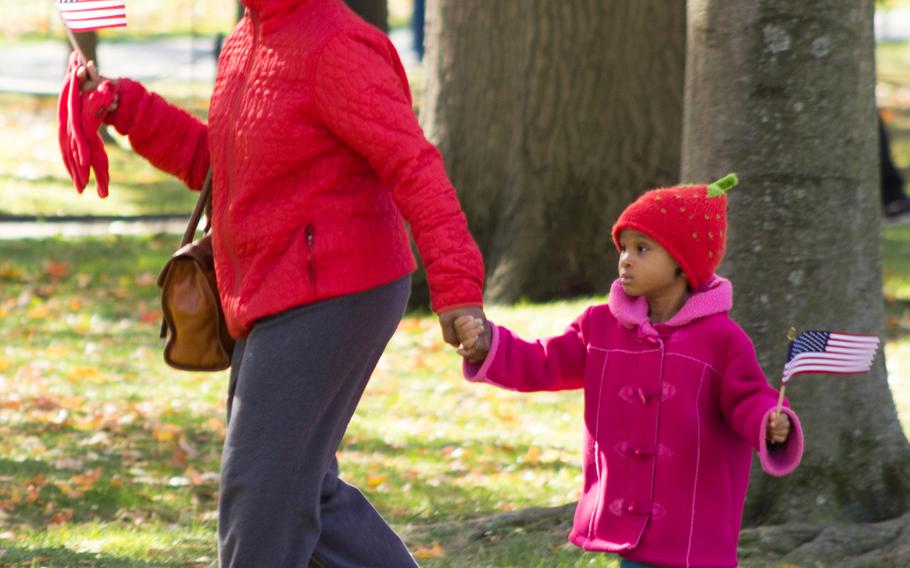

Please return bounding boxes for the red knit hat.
[611,174,738,291]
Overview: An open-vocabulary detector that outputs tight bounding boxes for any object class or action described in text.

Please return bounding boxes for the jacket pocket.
[305,222,316,290]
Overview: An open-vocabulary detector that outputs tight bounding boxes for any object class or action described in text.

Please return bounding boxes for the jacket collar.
[608,275,733,338]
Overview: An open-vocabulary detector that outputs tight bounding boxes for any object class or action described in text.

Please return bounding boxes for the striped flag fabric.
[782,330,880,384]
[56,0,127,32]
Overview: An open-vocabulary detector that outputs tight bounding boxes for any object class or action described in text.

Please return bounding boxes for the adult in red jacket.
[78,0,484,565]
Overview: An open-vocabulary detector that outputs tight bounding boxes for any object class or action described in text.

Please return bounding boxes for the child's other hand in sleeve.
[454,315,491,363]
[767,410,791,444]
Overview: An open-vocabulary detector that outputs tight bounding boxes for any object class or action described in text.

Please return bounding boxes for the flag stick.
[58,8,88,65]
[775,326,797,416]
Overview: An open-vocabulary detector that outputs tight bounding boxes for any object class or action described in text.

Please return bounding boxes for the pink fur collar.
[608,275,733,337]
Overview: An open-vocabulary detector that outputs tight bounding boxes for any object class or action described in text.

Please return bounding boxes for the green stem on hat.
[707,173,738,198]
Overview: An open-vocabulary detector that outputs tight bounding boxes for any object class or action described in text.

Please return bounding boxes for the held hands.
[767,411,791,444]
[436,307,492,363]
[454,315,492,363]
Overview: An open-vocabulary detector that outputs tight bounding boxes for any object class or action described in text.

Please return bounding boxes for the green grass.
[0,228,909,567]
[0,236,620,567]
[0,94,203,218]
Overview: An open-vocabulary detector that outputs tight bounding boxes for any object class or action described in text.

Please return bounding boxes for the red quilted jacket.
[105,0,484,338]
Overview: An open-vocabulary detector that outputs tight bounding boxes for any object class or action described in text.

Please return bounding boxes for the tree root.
[739,511,910,566]
[403,506,910,566]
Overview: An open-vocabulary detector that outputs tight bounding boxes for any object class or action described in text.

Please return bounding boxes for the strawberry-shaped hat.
[611,174,738,290]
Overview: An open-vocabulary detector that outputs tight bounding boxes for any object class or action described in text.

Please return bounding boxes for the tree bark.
[344,0,389,33]
[420,0,686,304]
[682,0,910,524]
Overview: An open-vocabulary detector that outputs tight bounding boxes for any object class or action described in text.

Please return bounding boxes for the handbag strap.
[181,168,214,247]
[161,167,215,340]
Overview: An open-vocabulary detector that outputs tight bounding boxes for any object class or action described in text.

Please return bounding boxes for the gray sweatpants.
[218,276,418,568]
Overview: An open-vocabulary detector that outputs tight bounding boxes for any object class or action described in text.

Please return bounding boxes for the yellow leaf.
[366,475,386,489]
[522,446,541,464]
[66,366,102,382]
[54,482,82,500]
[152,425,180,443]
[27,304,49,319]
[412,542,445,559]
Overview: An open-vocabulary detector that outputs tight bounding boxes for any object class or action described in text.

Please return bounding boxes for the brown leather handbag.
[157,169,235,371]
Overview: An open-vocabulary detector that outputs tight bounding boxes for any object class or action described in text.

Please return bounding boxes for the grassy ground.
[0,235,615,567]
[0,231,908,567]
[0,93,202,218]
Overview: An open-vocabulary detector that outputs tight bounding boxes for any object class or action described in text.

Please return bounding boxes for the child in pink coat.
[455,175,803,568]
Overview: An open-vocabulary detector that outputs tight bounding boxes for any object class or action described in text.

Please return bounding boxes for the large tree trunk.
[344,0,388,33]
[682,0,910,526]
[420,0,686,304]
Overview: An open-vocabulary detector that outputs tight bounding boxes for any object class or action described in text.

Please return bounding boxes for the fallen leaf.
[66,366,103,382]
[522,446,541,464]
[44,261,70,282]
[134,272,155,286]
[366,474,386,489]
[138,301,161,325]
[412,542,445,559]
[29,395,60,411]
[27,303,49,319]
[170,447,189,469]
[71,469,101,491]
[49,509,74,524]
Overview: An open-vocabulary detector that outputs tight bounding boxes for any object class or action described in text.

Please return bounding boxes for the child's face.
[617,230,685,297]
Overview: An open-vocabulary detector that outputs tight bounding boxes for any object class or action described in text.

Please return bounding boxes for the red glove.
[57,51,116,198]
[82,80,116,198]
[58,52,89,191]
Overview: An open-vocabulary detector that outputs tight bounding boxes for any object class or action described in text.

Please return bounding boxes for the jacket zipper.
[220,9,260,298]
[305,223,316,289]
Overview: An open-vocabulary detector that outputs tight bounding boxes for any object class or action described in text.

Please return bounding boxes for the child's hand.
[454,315,491,363]
[766,411,791,444]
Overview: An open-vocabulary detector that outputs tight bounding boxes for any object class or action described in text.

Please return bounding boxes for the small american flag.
[782,330,880,384]
[57,0,127,32]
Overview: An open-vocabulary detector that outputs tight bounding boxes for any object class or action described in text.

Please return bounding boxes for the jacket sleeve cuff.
[758,406,804,477]
[103,78,147,135]
[463,322,500,383]
[435,301,484,314]
[431,286,484,314]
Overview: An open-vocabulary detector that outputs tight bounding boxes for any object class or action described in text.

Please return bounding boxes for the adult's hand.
[438,306,486,348]
[75,60,118,112]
